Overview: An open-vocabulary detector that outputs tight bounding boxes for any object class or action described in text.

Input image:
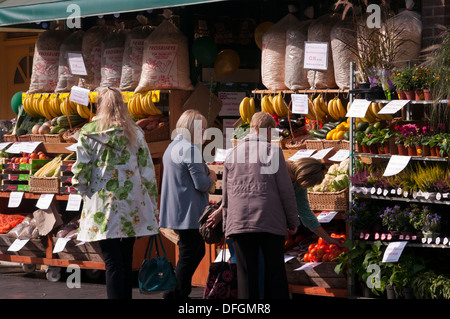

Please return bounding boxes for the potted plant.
[391,66,414,100]
[412,65,427,100]
[388,250,426,299]
[412,271,450,299]
[436,133,450,157]
[427,133,443,157]
[379,205,414,235]
[398,123,419,156]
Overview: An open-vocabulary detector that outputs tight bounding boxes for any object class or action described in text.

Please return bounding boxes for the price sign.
[66,194,82,211]
[328,149,349,162]
[345,99,372,118]
[68,52,87,76]
[378,100,410,114]
[8,239,29,252]
[53,238,71,253]
[8,192,24,208]
[311,147,333,160]
[294,262,322,271]
[383,155,411,176]
[36,194,54,210]
[303,42,329,70]
[317,211,339,223]
[288,149,316,161]
[70,86,90,106]
[291,94,309,114]
[0,142,11,151]
[382,241,407,263]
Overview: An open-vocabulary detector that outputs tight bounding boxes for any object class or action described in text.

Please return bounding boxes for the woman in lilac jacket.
[222,112,299,299]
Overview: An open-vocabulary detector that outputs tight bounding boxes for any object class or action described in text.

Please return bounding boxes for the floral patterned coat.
[72,121,159,242]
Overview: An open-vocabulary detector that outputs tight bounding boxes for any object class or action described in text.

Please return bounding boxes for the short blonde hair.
[250,112,276,132]
[291,157,326,188]
[175,109,206,143]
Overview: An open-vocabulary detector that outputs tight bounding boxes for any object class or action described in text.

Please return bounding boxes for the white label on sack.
[303,42,328,70]
[68,52,87,76]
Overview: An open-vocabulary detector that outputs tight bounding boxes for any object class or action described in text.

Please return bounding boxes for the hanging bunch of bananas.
[23,94,62,120]
[366,102,393,121]
[128,92,162,119]
[272,92,289,117]
[239,97,255,123]
[327,96,347,120]
[261,95,275,115]
[306,94,328,123]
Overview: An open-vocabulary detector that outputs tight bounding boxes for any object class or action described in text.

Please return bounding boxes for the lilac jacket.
[222,134,300,237]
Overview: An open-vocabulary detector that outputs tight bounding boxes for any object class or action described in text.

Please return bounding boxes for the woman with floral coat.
[72,87,159,299]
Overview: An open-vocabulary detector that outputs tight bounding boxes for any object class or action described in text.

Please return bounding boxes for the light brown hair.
[96,87,138,145]
[290,157,326,188]
[250,112,276,132]
[175,109,207,144]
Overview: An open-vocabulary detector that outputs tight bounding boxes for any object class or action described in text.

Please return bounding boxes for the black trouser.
[231,232,289,299]
[164,229,205,299]
[99,237,136,299]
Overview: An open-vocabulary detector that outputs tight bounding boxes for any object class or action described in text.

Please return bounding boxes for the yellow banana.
[318,94,327,114]
[76,103,91,119]
[127,99,136,117]
[23,96,38,117]
[313,95,326,122]
[261,95,275,115]
[336,97,346,118]
[239,97,250,123]
[274,93,289,117]
[327,98,338,120]
[248,97,255,122]
[305,98,317,121]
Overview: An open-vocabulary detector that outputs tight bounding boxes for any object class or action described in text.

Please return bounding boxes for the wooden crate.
[51,238,104,262]
[285,257,313,286]
[0,234,46,258]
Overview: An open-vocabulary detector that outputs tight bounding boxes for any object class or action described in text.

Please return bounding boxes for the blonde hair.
[250,112,276,132]
[96,87,138,145]
[175,109,206,143]
[291,157,326,188]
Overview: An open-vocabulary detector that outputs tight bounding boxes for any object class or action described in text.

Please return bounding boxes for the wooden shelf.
[289,284,348,298]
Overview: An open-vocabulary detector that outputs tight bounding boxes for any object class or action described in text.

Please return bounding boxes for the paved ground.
[0,261,204,299]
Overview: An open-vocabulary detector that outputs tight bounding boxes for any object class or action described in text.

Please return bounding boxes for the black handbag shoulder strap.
[144,234,168,260]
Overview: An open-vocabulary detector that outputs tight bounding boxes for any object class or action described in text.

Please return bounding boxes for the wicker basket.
[18,134,31,142]
[3,134,17,142]
[44,133,64,143]
[29,176,60,194]
[29,134,46,142]
[306,139,349,151]
[307,188,349,211]
[144,122,169,142]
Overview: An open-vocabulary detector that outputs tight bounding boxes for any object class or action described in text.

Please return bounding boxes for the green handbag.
[138,234,176,293]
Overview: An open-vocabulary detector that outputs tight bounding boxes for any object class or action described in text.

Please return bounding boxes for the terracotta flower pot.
[362,144,370,154]
[378,142,390,154]
[415,145,424,156]
[397,90,406,100]
[407,146,417,156]
[430,146,439,157]
[404,90,415,100]
[422,145,430,156]
[369,144,378,154]
[415,90,424,101]
[397,144,408,155]
[423,89,432,101]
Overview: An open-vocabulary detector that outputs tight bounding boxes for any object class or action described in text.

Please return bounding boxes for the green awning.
[0,0,228,26]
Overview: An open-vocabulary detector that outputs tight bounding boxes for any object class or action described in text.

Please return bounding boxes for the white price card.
[291,94,309,114]
[383,155,411,176]
[53,238,71,253]
[288,149,316,161]
[5,142,24,154]
[8,191,24,208]
[36,194,54,210]
[311,147,333,160]
[294,262,322,271]
[382,241,407,263]
[378,100,410,114]
[328,149,349,162]
[21,142,42,154]
[317,211,339,223]
[68,52,87,76]
[0,142,11,151]
[66,194,82,211]
[345,99,372,118]
[303,42,329,70]
[66,143,77,152]
[214,148,232,163]
[70,86,90,106]
[8,239,29,252]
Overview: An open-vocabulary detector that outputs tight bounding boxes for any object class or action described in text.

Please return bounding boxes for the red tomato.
[317,237,326,246]
[322,253,332,262]
[303,253,311,263]
[329,244,341,255]
[308,243,317,252]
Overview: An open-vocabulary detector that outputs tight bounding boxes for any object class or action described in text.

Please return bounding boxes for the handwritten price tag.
[8,192,24,208]
[70,86,90,106]
[291,94,309,114]
[68,52,87,76]
[382,241,407,263]
[288,149,316,161]
[383,155,411,176]
[317,211,338,223]
[53,238,71,253]
[66,194,82,211]
[378,100,410,114]
[346,99,371,118]
[8,239,29,252]
[328,149,349,162]
[36,194,54,210]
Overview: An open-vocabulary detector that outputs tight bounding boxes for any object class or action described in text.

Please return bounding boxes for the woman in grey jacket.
[222,112,300,299]
[159,109,217,299]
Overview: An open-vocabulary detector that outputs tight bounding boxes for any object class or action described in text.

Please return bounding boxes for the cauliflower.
[338,158,349,173]
[327,164,340,175]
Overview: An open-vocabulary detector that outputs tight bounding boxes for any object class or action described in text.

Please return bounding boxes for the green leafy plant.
[391,66,414,91]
